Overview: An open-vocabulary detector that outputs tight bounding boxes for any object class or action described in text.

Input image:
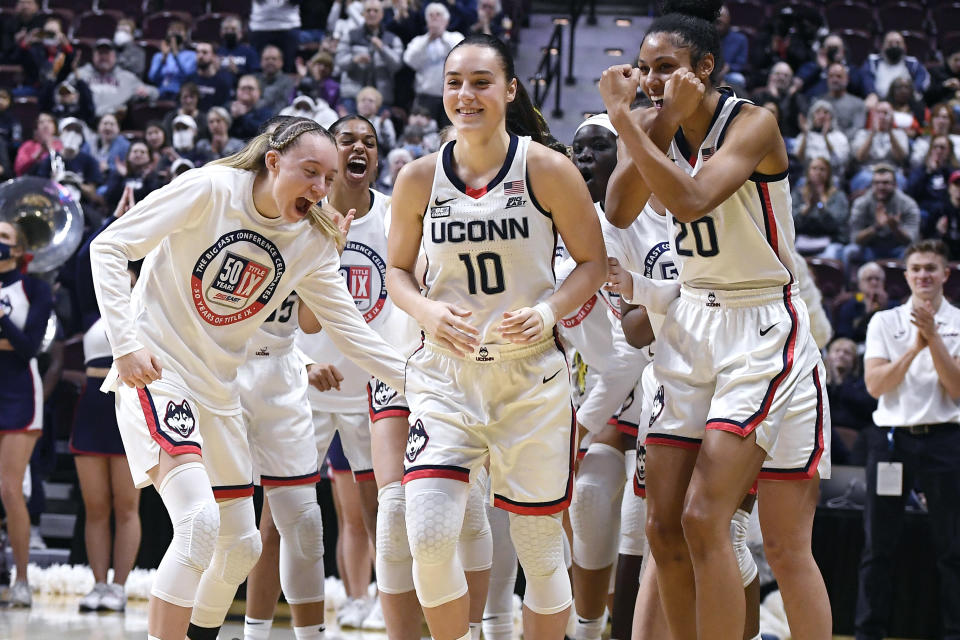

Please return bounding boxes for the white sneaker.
[79,583,106,611]
[99,583,126,612]
[9,580,31,607]
[360,595,386,630]
[337,597,371,629]
[28,526,46,550]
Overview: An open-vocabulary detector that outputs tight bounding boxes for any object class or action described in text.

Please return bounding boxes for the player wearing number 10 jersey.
[386,34,606,640]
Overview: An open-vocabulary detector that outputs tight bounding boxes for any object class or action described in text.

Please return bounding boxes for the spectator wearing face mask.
[169,114,204,166]
[217,16,260,78]
[32,117,103,210]
[862,31,930,109]
[278,94,338,128]
[112,18,145,78]
[148,22,197,100]
[161,82,209,143]
[186,41,234,111]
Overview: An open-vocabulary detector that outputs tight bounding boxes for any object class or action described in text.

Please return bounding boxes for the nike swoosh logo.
[434,196,456,206]
[482,616,497,621]
[759,322,779,336]
[543,369,562,384]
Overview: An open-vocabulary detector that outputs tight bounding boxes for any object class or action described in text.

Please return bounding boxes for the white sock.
[148,636,162,640]
[293,624,325,640]
[244,616,273,640]
[455,631,471,640]
[573,614,605,640]
[469,622,481,640]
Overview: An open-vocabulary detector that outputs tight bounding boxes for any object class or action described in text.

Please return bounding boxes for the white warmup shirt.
[865,298,960,427]
[91,165,406,413]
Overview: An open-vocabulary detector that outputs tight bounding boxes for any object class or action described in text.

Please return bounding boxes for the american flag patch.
[702,147,715,162]
[504,180,524,194]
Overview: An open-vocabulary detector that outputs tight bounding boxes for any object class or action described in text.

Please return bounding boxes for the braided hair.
[211,117,343,248]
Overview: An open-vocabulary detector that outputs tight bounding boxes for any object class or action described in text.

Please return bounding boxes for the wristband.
[532,301,556,336]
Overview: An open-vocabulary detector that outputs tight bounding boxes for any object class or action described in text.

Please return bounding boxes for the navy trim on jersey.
[673,89,731,165]
[715,100,745,150]
[749,170,790,182]
[525,166,551,219]
[260,470,323,486]
[442,134,519,199]
[138,388,202,456]
[86,356,113,368]
[759,366,825,480]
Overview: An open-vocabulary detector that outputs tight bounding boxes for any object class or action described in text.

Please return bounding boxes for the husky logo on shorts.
[374,379,396,406]
[707,292,720,308]
[163,400,196,437]
[405,420,429,462]
[648,385,664,427]
[340,241,388,322]
[635,446,646,484]
[0,294,11,316]
[191,230,285,326]
[476,346,494,362]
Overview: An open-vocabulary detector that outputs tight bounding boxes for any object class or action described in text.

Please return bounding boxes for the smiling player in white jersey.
[599,1,832,639]
[387,33,606,640]
[90,118,407,640]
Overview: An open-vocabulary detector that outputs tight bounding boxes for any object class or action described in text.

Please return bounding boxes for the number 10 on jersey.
[458,252,505,295]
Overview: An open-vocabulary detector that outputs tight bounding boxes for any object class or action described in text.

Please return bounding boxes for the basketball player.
[90,118,408,640]
[386,33,607,640]
[0,220,54,607]
[599,2,831,639]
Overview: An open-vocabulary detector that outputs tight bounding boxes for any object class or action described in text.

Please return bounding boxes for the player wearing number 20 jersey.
[650,90,829,479]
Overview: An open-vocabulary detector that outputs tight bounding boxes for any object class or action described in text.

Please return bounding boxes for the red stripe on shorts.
[758,366,825,481]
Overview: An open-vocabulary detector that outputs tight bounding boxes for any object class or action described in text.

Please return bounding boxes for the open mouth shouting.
[346,155,368,180]
[295,196,315,217]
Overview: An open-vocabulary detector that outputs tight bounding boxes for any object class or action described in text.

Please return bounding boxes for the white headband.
[575,113,618,137]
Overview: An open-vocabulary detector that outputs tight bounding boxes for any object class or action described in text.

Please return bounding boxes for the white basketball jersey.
[297,189,397,412]
[422,135,557,349]
[602,202,676,337]
[666,92,798,290]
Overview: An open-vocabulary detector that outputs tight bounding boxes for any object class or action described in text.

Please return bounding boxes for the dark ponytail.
[646,0,724,84]
[445,33,554,147]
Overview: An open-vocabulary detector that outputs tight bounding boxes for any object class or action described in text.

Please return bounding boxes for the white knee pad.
[619,455,647,557]
[571,443,624,570]
[731,508,758,588]
[151,463,220,607]
[375,481,414,594]
[509,513,572,615]
[267,484,325,604]
[459,479,492,572]
[191,497,263,628]
[406,477,469,608]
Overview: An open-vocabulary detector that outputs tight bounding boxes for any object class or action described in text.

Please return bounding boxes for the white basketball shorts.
[647,284,831,480]
[403,338,575,515]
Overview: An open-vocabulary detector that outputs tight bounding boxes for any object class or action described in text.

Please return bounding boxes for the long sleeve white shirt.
[91,165,405,412]
[403,31,465,98]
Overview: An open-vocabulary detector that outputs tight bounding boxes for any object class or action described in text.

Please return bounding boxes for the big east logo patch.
[191,230,286,326]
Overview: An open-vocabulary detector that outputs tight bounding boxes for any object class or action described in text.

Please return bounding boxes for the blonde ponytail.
[210,118,345,251]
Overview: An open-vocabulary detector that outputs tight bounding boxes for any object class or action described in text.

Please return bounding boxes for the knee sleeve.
[509,513,572,615]
[151,463,220,607]
[266,484,325,604]
[459,479,492,572]
[375,481,414,594]
[191,497,263,628]
[571,443,624,570]
[731,508,758,588]
[406,477,469,608]
[618,460,647,557]
[483,499,518,640]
